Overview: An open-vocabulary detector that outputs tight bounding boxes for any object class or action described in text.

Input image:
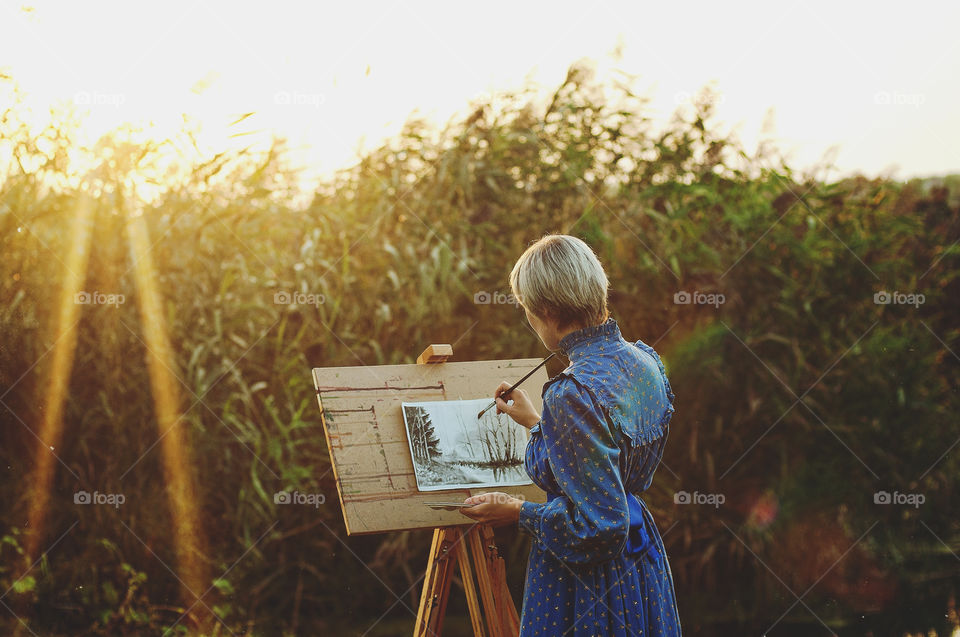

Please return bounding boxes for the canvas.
[401,398,533,491]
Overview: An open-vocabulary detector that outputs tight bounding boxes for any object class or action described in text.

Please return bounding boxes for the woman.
[461,234,682,636]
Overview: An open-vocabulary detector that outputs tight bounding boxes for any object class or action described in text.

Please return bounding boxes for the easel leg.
[454,529,486,637]
[469,525,521,637]
[414,525,521,637]
[479,525,520,633]
[415,527,458,637]
[467,527,504,637]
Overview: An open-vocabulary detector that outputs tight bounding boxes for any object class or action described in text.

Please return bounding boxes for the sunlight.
[124,210,211,630]
[25,188,211,629]
[25,195,93,561]
[4,0,955,188]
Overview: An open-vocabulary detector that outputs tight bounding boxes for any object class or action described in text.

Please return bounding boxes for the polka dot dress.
[516,317,682,637]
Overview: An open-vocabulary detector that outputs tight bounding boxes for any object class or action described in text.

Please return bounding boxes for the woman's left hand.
[459,492,524,527]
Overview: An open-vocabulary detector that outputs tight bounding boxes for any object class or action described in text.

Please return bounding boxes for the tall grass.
[1,62,958,635]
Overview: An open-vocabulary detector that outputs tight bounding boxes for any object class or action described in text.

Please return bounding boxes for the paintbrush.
[476,352,556,419]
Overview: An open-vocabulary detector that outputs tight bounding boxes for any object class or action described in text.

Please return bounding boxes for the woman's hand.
[494,381,540,429]
[459,492,524,527]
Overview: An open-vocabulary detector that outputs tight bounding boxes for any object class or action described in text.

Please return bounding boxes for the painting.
[401,398,533,491]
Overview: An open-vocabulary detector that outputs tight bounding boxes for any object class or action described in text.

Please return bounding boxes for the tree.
[406,406,441,465]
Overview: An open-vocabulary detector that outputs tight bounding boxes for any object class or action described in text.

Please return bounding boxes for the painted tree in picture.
[457,409,524,469]
[406,405,441,465]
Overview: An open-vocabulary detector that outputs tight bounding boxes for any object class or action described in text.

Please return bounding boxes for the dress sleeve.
[517,376,630,566]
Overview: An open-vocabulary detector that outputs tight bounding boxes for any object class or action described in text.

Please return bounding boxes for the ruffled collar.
[557,317,621,360]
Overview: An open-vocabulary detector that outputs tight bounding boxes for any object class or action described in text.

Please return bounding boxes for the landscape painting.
[401,398,532,491]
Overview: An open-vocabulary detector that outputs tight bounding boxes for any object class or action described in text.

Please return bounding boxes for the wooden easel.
[413,344,520,637]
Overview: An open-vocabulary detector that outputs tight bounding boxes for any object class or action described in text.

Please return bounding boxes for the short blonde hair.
[509,234,609,328]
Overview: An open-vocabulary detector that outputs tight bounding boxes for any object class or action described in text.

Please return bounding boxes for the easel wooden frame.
[413,344,520,637]
[312,347,546,536]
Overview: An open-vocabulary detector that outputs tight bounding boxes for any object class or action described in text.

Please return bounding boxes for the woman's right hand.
[494,381,541,429]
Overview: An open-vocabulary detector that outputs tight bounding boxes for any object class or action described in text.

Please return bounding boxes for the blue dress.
[517,317,682,636]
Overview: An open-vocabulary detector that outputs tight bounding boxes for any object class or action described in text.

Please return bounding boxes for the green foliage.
[1,62,958,635]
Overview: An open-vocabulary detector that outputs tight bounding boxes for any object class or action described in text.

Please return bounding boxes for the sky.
[1,0,958,188]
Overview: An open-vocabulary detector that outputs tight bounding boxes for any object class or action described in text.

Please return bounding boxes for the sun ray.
[25,193,94,563]
[124,210,211,632]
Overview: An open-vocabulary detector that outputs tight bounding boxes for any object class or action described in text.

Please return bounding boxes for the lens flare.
[25,195,94,562]
[125,211,211,630]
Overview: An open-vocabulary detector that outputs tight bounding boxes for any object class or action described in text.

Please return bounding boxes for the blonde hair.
[509,234,609,329]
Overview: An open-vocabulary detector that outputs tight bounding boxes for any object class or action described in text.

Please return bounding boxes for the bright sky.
[2,0,958,188]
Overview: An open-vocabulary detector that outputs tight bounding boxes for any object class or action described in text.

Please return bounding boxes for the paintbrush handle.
[477,352,556,419]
